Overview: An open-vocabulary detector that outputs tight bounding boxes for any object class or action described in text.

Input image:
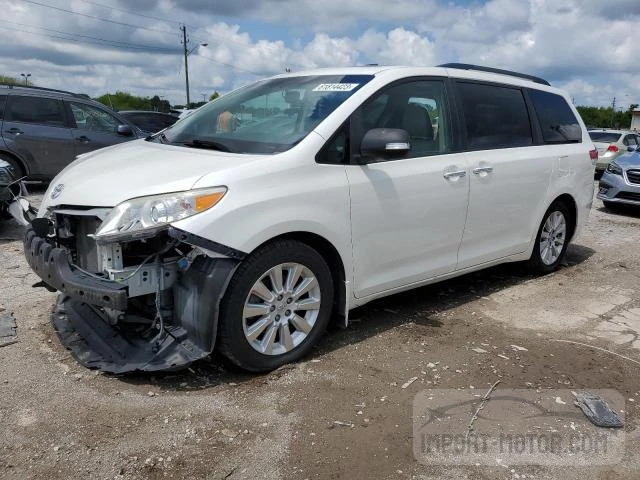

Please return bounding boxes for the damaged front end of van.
[24,187,245,373]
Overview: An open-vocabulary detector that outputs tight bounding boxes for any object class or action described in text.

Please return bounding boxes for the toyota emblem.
[50,184,65,200]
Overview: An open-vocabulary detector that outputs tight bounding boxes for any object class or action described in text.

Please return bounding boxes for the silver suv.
[0,85,142,179]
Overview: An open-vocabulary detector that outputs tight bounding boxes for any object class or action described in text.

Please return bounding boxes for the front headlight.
[94,187,227,240]
[606,162,622,175]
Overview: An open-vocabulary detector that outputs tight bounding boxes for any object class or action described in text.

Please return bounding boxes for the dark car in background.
[118,111,179,135]
[0,85,143,180]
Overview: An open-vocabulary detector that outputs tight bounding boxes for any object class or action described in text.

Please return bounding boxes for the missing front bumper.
[51,295,208,373]
[25,227,242,373]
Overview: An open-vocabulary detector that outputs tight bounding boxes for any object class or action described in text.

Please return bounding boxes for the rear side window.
[529,90,582,143]
[457,82,533,150]
[0,95,6,120]
[5,96,66,127]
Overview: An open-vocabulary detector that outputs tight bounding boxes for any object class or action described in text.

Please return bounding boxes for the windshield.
[589,131,623,143]
[158,74,374,154]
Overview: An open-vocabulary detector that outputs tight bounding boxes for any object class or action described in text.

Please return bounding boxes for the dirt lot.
[1,186,640,480]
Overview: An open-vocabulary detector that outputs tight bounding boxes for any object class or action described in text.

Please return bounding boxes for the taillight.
[589,148,598,160]
[607,144,619,153]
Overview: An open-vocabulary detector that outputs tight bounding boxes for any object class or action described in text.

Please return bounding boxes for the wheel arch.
[251,231,348,327]
[552,193,577,242]
[0,149,29,177]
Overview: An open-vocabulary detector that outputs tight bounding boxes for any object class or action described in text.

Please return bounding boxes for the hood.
[42,139,267,210]
[613,151,640,167]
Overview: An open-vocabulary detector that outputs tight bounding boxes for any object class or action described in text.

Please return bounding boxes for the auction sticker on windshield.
[312,83,360,92]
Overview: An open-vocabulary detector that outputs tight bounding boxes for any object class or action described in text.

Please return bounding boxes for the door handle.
[443,170,467,179]
[5,128,23,135]
[76,135,90,144]
[472,166,494,174]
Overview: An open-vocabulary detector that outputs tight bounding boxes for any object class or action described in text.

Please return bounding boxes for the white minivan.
[25,64,596,373]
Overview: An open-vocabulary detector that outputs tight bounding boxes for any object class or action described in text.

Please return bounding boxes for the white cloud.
[0,0,638,107]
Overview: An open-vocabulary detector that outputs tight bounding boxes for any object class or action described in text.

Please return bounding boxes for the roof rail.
[438,63,550,86]
[0,83,90,98]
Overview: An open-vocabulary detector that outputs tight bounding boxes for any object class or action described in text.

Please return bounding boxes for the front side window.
[5,96,66,127]
[529,89,582,143]
[354,80,451,160]
[69,102,121,134]
[160,74,374,154]
[457,82,533,150]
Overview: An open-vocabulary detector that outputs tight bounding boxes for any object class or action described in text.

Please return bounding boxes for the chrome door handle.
[472,166,494,174]
[443,170,466,179]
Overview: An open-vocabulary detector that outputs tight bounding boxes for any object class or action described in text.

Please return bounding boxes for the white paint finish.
[456,145,554,268]
[346,154,469,298]
[41,66,595,315]
[39,140,268,211]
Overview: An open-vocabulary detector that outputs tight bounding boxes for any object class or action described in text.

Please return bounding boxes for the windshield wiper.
[183,138,232,152]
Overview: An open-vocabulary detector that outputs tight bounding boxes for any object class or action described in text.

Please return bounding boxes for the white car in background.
[25,64,595,373]
[589,129,640,174]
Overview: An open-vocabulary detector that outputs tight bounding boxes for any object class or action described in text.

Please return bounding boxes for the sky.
[1,0,637,108]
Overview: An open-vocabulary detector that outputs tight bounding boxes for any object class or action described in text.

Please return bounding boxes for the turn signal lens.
[195,192,225,212]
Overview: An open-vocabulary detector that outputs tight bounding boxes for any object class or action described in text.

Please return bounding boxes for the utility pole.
[181,24,190,108]
[611,96,616,128]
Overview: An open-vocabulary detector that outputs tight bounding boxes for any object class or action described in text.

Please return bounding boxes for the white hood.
[42,139,266,210]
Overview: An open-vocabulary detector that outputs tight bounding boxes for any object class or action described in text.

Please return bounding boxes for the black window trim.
[450,78,536,152]
[64,99,130,131]
[525,87,582,145]
[347,75,457,165]
[5,94,72,128]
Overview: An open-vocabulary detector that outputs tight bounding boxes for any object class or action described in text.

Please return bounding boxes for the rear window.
[457,82,533,150]
[5,95,66,127]
[588,132,622,143]
[529,90,582,143]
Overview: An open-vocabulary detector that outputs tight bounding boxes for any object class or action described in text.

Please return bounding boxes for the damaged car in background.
[0,158,35,226]
[24,64,595,374]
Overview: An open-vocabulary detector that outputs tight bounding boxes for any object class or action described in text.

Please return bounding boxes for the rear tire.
[0,154,25,179]
[218,240,334,372]
[527,201,572,274]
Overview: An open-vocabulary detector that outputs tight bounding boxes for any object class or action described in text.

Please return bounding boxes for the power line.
[0,24,176,52]
[3,20,179,52]
[197,53,263,76]
[21,0,177,36]
[73,0,183,26]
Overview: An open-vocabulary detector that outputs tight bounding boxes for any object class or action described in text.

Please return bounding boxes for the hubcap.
[539,211,566,266]
[242,263,321,356]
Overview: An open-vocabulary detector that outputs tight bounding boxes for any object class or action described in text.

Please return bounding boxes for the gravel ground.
[1,186,640,479]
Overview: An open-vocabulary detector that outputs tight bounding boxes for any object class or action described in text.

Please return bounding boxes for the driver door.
[345,79,470,298]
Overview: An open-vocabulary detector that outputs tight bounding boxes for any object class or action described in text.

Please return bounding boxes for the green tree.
[576,104,635,130]
[94,91,154,111]
[209,91,220,101]
[0,74,33,86]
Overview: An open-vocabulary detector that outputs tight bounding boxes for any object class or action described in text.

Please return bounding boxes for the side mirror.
[117,124,134,137]
[360,128,411,163]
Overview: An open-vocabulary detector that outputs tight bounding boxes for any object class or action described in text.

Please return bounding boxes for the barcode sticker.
[312,83,360,92]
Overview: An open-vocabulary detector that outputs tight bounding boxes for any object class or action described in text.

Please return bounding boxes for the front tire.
[0,154,25,179]
[218,240,334,372]
[527,201,572,274]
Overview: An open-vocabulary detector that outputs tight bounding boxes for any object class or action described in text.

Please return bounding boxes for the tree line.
[0,74,637,128]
